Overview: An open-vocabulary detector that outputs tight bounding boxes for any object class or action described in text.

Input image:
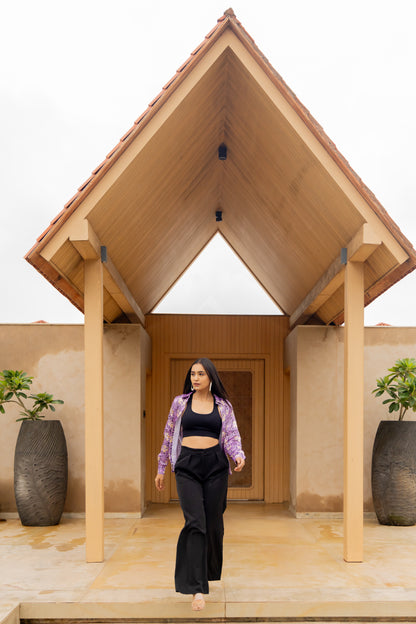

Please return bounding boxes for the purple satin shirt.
[157,392,246,475]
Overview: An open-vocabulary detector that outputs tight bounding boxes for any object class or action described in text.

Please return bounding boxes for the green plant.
[0,370,64,421]
[372,358,416,420]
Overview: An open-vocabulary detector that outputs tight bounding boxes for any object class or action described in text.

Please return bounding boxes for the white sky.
[1,0,416,325]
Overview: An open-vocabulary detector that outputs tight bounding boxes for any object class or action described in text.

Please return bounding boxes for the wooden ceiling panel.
[53,240,83,277]
[316,283,345,324]
[365,245,398,280]
[88,53,231,312]
[85,46,406,317]
[30,28,415,325]
[215,53,365,311]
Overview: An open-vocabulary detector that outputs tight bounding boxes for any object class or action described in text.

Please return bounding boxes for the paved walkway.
[2,503,416,621]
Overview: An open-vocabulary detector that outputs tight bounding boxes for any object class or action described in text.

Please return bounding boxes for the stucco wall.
[0,324,151,516]
[3,322,416,516]
[285,325,416,514]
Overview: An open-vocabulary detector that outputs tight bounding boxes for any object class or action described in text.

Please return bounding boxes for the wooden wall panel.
[145,314,290,504]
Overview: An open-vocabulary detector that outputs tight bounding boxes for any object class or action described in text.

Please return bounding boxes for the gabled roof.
[25,8,416,326]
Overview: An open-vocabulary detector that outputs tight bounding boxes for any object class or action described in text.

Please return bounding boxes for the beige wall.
[0,324,151,515]
[285,325,416,514]
[2,322,416,516]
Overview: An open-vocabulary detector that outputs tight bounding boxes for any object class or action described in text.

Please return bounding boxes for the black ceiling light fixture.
[215,210,223,222]
[218,143,227,160]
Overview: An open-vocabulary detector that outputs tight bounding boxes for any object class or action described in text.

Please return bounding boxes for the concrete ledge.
[20,601,225,620]
[294,511,377,520]
[226,600,416,619]
[18,600,416,621]
[0,512,142,521]
[63,512,143,519]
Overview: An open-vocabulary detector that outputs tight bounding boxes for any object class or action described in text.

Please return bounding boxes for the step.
[16,601,416,623]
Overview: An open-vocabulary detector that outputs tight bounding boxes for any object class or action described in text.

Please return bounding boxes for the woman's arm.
[156,398,178,475]
[222,402,246,468]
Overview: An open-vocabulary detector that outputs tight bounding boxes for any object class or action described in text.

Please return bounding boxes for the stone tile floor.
[2,503,416,621]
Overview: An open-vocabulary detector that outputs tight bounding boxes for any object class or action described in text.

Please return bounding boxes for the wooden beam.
[84,257,104,563]
[290,255,345,327]
[70,219,100,260]
[343,259,364,563]
[348,222,382,262]
[70,221,145,325]
[103,254,145,326]
[290,224,381,327]
[42,219,145,324]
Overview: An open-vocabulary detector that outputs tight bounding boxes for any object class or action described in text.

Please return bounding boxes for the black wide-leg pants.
[174,444,229,594]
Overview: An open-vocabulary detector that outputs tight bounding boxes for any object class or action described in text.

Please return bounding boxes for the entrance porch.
[23,8,416,565]
[2,503,416,622]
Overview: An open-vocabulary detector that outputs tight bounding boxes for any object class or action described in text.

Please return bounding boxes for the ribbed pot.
[14,420,68,526]
[371,420,416,526]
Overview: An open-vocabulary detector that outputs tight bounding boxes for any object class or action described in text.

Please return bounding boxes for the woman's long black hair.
[183,358,230,402]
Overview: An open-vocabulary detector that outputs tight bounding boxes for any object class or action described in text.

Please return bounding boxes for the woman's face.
[190,363,211,392]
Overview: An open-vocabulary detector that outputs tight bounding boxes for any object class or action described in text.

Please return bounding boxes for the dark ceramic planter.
[371,420,416,526]
[14,420,68,526]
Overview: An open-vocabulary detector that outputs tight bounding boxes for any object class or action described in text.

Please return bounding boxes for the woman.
[155,358,245,611]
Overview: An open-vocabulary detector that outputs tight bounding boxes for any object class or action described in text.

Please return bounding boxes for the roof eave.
[225,19,416,270]
[24,9,416,321]
[24,14,235,266]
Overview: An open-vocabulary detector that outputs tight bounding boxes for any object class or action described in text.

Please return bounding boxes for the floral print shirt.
[157,392,245,474]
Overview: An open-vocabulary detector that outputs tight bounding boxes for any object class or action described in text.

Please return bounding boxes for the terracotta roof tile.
[205,24,220,39]
[148,91,164,107]
[50,208,66,225]
[106,144,121,159]
[134,110,149,125]
[120,127,135,142]
[36,225,53,242]
[163,75,177,90]
[64,192,80,210]
[92,160,108,175]
[78,175,95,192]
[176,56,193,73]
[191,41,206,56]
[234,20,255,44]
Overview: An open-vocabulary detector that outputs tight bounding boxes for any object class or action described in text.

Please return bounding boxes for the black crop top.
[182,398,222,439]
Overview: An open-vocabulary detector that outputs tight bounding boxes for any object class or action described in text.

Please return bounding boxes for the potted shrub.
[371,357,416,525]
[0,370,67,526]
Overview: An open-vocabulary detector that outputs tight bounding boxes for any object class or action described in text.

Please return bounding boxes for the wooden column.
[84,258,104,562]
[343,259,364,562]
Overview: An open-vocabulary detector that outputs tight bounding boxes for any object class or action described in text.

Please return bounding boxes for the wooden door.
[170,358,264,500]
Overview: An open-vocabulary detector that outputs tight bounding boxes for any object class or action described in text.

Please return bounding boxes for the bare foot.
[192,593,205,611]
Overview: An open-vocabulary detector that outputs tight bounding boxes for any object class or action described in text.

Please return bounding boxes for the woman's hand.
[234,456,245,472]
[155,473,165,491]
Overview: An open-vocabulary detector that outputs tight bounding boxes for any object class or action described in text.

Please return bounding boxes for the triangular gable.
[25,8,416,326]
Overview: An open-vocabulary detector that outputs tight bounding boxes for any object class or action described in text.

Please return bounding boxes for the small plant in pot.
[371,358,416,525]
[0,370,68,526]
